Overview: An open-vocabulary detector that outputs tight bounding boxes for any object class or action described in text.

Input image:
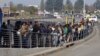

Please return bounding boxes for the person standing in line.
[1,22,7,47]
[63,24,68,43]
[32,21,40,47]
[14,21,22,48]
[0,8,3,47]
[18,22,30,48]
[39,23,47,47]
[6,20,14,47]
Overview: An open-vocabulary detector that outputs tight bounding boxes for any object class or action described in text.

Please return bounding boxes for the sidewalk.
[25,26,96,56]
[25,42,73,56]
[0,48,53,56]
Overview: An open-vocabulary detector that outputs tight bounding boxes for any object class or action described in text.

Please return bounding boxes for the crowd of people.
[0,18,94,48]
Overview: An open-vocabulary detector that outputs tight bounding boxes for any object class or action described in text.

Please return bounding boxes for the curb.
[25,27,97,56]
[25,42,73,56]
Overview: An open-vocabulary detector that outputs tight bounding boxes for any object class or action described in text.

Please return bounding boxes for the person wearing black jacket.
[32,21,40,47]
[1,22,8,47]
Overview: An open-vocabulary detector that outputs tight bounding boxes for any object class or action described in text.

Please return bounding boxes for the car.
[43,14,56,19]
[89,16,98,22]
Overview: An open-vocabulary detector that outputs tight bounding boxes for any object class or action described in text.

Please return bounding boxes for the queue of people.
[0,19,94,48]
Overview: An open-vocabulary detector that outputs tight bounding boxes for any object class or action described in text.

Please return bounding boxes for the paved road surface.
[48,23,100,56]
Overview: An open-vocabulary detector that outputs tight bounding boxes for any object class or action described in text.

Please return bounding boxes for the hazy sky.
[0,0,96,7]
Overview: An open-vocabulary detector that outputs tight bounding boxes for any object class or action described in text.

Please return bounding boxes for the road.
[48,23,100,56]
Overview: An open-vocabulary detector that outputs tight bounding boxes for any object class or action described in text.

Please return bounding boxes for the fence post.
[36,33,38,48]
[10,31,13,48]
[83,29,85,38]
[9,31,11,48]
[49,34,52,47]
[78,33,79,40]
[43,34,46,47]
[19,34,22,48]
[72,33,74,43]
[29,32,32,48]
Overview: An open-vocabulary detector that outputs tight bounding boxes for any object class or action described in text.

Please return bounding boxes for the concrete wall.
[0,48,49,56]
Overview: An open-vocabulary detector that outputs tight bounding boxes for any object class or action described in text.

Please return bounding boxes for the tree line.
[44,0,100,13]
[9,1,38,15]
[8,0,100,15]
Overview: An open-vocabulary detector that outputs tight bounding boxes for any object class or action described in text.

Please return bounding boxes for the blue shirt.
[0,13,3,32]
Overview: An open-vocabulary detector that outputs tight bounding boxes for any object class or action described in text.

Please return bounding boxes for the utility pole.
[40,0,45,17]
[83,0,86,18]
[53,0,55,14]
[40,0,45,12]
[72,11,74,25]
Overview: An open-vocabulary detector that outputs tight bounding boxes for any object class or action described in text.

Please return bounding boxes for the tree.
[16,4,24,10]
[40,0,45,11]
[54,0,63,12]
[65,0,73,13]
[9,1,17,12]
[27,6,38,15]
[94,0,100,10]
[85,4,89,13]
[4,3,7,7]
[9,1,14,8]
[74,0,84,13]
[45,0,63,12]
[45,0,54,12]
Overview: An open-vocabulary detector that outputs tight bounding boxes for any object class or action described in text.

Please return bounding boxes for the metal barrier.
[0,25,93,48]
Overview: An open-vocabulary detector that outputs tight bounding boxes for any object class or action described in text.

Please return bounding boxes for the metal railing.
[0,25,93,48]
